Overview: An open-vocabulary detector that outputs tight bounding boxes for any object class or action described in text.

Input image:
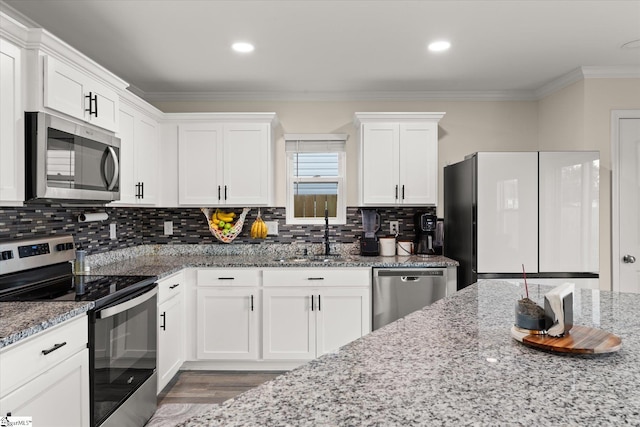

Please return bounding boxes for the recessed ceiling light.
[428,40,451,52]
[232,42,255,53]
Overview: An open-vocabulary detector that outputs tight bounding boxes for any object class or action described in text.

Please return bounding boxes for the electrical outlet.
[390,221,399,235]
[109,223,117,240]
[164,221,174,235]
[265,220,278,235]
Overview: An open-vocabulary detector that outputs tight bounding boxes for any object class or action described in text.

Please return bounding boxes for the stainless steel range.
[0,235,158,427]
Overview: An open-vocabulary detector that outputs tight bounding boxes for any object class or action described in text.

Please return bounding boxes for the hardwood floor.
[157,371,285,406]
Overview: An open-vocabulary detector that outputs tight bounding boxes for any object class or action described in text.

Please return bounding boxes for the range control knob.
[66,242,75,250]
[56,243,66,251]
[1,250,14,260]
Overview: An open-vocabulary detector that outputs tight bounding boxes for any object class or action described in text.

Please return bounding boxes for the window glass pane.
[294,153,339,177]
[293,182,338,218]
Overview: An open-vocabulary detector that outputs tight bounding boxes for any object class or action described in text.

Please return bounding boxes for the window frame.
[285,145,347,226]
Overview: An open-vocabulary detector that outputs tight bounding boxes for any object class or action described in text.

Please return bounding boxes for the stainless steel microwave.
[25,112,120,203]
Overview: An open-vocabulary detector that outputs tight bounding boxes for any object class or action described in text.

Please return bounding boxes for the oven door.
[92,285,157,427]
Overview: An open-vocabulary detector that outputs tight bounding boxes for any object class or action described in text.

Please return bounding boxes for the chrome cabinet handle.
[623,255,636,264]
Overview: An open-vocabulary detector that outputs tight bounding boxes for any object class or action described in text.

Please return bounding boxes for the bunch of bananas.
[250,212,268,239]
[209,209,237,235]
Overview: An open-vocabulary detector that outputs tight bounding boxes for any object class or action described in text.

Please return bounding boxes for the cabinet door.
[538,151,599,273]
[44,56,88,122]
[196,288,258,360]
[158,293,184,393]
[316,288,370,356]
[135,115,159,204]
[115,106,137,204]
[476,152,539,273]
[87,80,119,132]
[178,123,223,205]
[0,39,23,205]
[399,123,437,205]
[0,349,90,427]
[361,123,399,204]
[223,123,269,205]
[262,288,315,360]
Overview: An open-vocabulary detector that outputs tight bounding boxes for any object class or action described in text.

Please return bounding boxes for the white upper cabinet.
[538,151,599,273]
[112,100,160,206]
[44,55,120,133]
[355,112,444,206]
[176,114,277,207]
[476,152,539,273]
[0,38,24,206]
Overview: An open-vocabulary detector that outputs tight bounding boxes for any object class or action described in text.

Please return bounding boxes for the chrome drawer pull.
[42,342,67,355]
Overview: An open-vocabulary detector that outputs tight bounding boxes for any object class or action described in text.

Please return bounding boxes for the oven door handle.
[97,286,157,319]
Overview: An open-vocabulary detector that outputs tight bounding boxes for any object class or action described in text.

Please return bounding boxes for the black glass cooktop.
[0,269,157,309]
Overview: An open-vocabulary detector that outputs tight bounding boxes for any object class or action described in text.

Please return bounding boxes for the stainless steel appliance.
[25,112,121,203]
[414,213,438,255]
[0,235,157,427]
[360,209,380,256]
[372,268,451,330]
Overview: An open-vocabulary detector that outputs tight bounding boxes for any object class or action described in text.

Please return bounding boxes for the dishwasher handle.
[401,276,420,282]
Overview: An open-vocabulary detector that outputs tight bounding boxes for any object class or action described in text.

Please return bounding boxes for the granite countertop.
[175,280,640,426]
[0,301,93,349]
[0,245,456,349]
[88,253,458,279]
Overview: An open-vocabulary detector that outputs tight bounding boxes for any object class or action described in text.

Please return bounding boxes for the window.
[285,134,347,225]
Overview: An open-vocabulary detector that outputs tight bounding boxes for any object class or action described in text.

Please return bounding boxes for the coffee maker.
[414,213,437,255]
[360,209,380,256]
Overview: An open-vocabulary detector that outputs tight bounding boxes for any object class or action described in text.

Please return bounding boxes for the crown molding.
[535,65,640,99]
[142,89,538,103]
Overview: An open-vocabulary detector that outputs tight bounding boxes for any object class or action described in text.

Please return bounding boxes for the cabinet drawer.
[197,269,260,286]
[0,315,88,396]
[263,268,370,287]
[157,271,185,304]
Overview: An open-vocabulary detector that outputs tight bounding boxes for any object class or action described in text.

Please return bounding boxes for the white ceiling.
[4,0,640,101]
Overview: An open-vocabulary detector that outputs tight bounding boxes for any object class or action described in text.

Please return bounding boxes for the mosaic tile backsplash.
[0,205,435,255]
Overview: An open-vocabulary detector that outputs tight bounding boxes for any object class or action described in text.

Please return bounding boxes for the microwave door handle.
[104,147,119,191]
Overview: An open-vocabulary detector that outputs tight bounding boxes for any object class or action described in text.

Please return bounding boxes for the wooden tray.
[511,325,622,354]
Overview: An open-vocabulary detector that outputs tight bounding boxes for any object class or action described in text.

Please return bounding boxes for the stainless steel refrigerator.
[444,151,599,291]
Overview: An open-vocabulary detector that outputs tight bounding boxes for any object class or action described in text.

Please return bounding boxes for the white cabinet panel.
[361,123,399,205]
[477,152,539,273]
[112,104,159,205]
[0,38,24,205]
[196,288,259,360]
[316,288,370,356]
[399,123,438,205]
[44,56,119,132]
[539,151,599,273]
[0,349,90,427]
[356,113,444,206]
[178,123,223,205]
[262,288,315,360]
[178,120,274,206]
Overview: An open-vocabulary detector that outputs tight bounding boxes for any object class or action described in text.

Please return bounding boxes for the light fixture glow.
[232,42,255,53]
[428,40,451,52]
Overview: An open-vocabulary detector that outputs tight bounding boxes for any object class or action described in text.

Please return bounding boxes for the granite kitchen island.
[174,280,640,426]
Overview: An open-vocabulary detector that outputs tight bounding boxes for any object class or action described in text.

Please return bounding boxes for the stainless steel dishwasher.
[372,268,449,330]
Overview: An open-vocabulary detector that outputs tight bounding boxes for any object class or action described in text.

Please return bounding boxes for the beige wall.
[153,99,539,216]
[537,78,640,290]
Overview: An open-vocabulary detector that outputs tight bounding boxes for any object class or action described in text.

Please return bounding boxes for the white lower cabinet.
[0,316,89,426]
[262,268,371,361]
[157,272,185,393]
[196,287,259,360]
[262,287,370,360]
